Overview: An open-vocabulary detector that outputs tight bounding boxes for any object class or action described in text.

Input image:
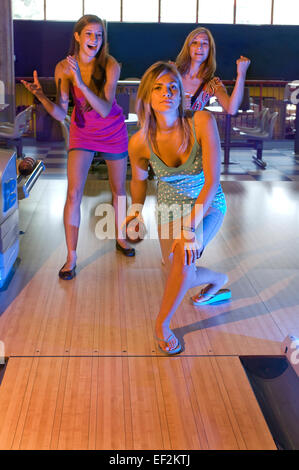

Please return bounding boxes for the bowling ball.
[126,216,146,243]
[18,157,37,176]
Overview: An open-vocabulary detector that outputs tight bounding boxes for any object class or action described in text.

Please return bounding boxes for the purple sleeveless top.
[69,85,128,153]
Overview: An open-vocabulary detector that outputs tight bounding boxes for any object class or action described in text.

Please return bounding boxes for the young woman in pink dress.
[22,15,134,280]
[176,27,250,113]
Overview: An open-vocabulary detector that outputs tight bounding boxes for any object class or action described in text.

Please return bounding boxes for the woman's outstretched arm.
[128,131,150,215]
[215,56,250,115]
[21,63,70,122]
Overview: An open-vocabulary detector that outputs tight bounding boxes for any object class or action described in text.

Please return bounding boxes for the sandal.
[191,288,231,306]
[155,333,182,355]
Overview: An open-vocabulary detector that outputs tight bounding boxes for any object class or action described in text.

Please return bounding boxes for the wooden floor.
[0,175,298,450]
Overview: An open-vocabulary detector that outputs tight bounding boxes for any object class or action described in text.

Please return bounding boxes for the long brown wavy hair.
[176,27,216,83]
[136,61,191,154]
[69,15,108,94]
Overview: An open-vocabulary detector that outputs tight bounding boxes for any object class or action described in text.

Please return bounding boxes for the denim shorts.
[68,148,128,161]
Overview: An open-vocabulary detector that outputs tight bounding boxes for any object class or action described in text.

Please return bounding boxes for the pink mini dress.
[69,84,128,158]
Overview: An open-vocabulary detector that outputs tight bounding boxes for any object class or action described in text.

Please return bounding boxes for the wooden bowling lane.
[0,355,276,450]
[1,176,299,450]
[1,178,293,357]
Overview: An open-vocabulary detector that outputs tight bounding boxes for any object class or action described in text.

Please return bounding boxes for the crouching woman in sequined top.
[127,61,231,355]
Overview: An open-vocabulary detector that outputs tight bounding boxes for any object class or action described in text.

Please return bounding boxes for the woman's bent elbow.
[102,107,112,118]
[58,113,67,122]
[54,107,67,122]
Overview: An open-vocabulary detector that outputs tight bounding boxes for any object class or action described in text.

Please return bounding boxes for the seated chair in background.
[0,105,33,158]
[233,107,269,135]
[234,110,279,169]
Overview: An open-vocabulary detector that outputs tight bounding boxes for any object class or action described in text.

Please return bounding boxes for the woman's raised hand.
[236,56,251,77]
[21,70,45,101]
[121,213,146,243]
[66,55,84,88]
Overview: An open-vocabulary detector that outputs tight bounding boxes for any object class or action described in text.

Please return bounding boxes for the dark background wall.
[14,20,299,80]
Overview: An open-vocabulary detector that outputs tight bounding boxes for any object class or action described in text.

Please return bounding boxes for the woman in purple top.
[22,15,135,280]
[176,27,250,113]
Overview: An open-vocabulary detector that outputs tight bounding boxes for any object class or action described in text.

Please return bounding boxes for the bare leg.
[61,149,95,271]
[190,209,228,301]
[106,156,131,249]
[155,208,228,348]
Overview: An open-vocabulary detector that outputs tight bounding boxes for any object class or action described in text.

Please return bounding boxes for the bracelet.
[182,226,195,233]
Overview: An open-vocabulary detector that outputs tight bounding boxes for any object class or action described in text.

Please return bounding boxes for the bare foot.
[155,324,180,353]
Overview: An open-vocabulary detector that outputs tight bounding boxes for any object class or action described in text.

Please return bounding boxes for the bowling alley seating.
[231,110,279,168]
[0,105,33,158]
[233,107,269,135]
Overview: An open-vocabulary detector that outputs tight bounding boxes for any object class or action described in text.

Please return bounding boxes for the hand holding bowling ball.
[18,157,37,176]
[124,214,147,244]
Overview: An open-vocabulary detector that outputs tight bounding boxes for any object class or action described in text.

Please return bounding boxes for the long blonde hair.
[136,61,191,153]
[176,27,216,82]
